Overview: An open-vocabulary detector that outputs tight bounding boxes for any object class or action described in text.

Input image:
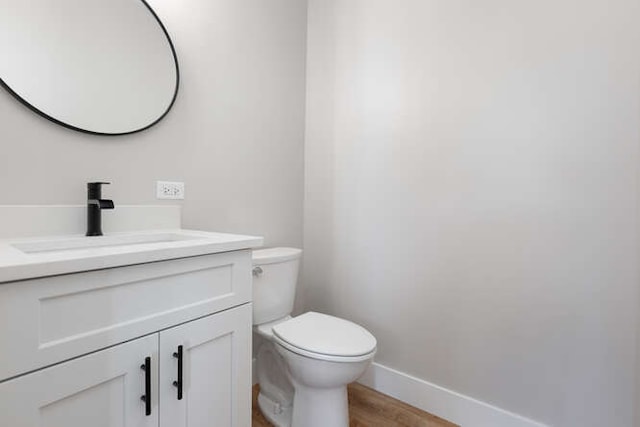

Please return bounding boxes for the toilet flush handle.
[253,266,263,277]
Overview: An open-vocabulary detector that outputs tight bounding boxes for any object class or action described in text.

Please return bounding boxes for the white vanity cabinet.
[0,248,254,427]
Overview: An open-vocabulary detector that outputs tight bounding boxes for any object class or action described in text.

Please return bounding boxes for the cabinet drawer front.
[0,250,251,381]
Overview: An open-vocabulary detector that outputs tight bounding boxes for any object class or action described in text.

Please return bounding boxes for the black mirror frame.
[0,0,180,137]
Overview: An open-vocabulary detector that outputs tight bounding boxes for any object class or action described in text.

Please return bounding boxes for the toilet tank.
[252,247,302,325]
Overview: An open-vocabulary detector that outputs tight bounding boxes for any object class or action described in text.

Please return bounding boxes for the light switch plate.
[156,181,185,200]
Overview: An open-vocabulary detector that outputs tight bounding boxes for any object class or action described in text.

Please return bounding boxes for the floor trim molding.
[358,362,549,427]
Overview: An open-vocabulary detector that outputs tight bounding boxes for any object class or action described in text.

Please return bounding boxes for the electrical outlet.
[156,181,185,200]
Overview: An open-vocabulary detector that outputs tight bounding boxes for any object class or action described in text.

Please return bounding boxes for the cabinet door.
[0,334,158,427]
[159,304,251,427]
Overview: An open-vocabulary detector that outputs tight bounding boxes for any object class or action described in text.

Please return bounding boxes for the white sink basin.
[12,232,204,254]
[0,229,263,283]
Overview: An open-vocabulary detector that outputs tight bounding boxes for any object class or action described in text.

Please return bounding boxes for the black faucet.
[86,182,114,236]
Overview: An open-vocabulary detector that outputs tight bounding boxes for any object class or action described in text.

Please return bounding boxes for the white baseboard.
[358,362,549,427]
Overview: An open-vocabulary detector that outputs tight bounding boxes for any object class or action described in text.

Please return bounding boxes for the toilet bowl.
[252,248,376,427]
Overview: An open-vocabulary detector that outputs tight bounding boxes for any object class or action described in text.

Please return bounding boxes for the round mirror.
[0,0,179,135]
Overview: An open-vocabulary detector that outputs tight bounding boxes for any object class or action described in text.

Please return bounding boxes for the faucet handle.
[87,182,111,200]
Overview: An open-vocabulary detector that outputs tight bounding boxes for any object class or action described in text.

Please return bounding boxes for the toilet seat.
[272,312,377,363]
[254,315,292,339]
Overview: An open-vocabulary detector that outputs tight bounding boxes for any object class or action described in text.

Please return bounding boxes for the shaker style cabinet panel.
[0,334,159,427]
[159,304,252,427]
[0,245,254,427]
[0,250,252,381]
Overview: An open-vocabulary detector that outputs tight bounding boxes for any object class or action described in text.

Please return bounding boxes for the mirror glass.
[0,0,179,135]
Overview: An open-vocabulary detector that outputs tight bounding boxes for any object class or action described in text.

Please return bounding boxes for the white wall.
[0,0,307,247]
[304,1,640,426]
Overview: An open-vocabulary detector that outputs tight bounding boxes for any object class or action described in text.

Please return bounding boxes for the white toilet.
[252,248,377,427]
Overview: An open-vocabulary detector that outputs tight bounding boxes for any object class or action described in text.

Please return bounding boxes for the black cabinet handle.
[172,345,183,400]
[140,357,152,416]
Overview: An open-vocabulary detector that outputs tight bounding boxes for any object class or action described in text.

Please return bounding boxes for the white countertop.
[0,229,264,283]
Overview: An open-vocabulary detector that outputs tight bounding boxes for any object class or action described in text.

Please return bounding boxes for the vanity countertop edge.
[0,229,264,284]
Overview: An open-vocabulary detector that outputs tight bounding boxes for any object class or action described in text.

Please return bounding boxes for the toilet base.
[254,311,375,427]
[258,391,292,427]
[290,384,349,427]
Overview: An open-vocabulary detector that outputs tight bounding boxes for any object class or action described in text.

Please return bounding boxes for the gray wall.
[0,0,307,248]
[304,1,640,426]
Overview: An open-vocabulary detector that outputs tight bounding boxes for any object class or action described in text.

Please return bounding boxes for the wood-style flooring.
[252,383,458,427]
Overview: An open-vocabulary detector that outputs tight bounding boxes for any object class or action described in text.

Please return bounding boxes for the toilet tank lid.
[252,247,302,265]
